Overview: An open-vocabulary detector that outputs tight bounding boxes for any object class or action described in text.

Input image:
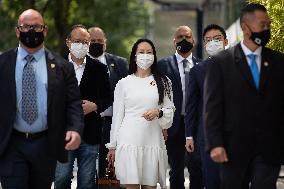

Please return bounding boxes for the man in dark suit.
[88,26,128,178]
[158,25,203,189]
[54,25,112,189]
[204,3,284,189]
[185,24,228,189]
[0,9,83,189]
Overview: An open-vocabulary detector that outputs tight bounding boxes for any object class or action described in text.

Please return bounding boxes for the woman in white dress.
[106,38,175,189]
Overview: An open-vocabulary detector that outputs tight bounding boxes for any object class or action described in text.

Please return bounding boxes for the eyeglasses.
[90,39,105,44]
[69,39,90,45]
[204,35,223,43]
[17,24,46,32]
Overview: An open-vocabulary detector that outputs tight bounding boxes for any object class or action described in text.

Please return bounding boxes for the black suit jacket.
[81,56,112,145]
[104,53,128,92]
[185,59,210,144]
[204,43,284,165]
[158,54,201,137]
[0,48,84,163]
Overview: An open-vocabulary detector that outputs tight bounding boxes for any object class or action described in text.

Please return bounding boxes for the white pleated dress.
[106,74,175,188]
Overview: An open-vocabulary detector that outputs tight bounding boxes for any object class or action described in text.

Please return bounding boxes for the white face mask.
[136,53,154,70]
[205,40,225,56]
[70,43,89,59]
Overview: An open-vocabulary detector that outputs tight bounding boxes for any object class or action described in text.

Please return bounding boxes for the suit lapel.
[169,55,182,89]
[79,58,89,88]
[105,53,116,75]
[192,56,199,66]
[105,53,117,88]
[259,47,272,91]
[234,44,256,90]
[45,49,57,109]
[184,56,197,102]
[10,49,18,107]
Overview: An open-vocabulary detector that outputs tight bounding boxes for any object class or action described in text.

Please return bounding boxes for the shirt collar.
[87,52,106,65]
[68,53,86,68]
[175,51,193,64]
[18,45,45,62]
[240,40,262,57]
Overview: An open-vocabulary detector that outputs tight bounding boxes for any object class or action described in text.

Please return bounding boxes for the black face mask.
[176,39,193,54]
[250,29,271,47]
[19,30,44,48]
[89,43,104,57]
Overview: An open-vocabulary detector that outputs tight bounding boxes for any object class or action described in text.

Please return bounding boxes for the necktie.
[247,54,260,89]
[182,59,191,73]
[22,55,38,125]
[182,59,191,114]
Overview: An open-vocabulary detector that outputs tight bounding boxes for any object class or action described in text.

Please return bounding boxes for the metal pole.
[196,8,203,59]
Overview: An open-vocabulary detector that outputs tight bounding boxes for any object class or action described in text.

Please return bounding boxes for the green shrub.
[249,0,284,53]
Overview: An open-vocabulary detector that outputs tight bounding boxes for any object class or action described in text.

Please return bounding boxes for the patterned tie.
[182,59,191,73]
[22,55,38,125]
[247,54,260,89]
[183,59,192,114]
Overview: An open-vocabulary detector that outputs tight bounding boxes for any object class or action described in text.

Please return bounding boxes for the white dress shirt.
[175,52,194,115]
[88,52,107,65]
[68,53,86,86]
[240,41,262,72]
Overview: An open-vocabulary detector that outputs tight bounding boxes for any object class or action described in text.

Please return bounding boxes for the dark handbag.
[98,163,121,189]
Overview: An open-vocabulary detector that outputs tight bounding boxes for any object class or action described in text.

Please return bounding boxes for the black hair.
[129,38,172,105]
[67,24,88,39]
[240,3,267,23]
[203,24,227,40]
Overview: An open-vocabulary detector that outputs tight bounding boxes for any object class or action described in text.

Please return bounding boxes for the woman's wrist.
[158,108,163,118]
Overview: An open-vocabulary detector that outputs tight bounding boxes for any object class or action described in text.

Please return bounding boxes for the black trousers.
[166,117,204,189]
[166,117,186,189]
[185,138,204,189]
[220,155,281,189]
[0,133,56,189]
[200,142,220,189]
[99,116,112,178]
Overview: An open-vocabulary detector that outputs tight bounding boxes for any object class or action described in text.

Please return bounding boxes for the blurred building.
[148,0,246,59]
[203,0,246,48]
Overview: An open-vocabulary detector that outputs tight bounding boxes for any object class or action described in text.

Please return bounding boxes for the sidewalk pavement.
[55,166,284,189]
[1,166,284,189]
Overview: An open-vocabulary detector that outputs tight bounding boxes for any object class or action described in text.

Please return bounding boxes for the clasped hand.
[82,100,97,115]
[142,108,160,121]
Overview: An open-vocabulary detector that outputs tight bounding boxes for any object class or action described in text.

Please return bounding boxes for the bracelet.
[158,109,163,118]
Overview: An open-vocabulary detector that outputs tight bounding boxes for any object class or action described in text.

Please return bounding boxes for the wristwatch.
[158,109,163,118]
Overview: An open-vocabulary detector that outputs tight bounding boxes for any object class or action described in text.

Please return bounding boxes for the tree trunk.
[51,0,71,55]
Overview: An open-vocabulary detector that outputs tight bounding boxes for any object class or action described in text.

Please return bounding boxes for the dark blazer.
[0,48,84,163]
[204,43,284,165]
[104,53,128,92]
[81,56,112,145]
[158,54,201,137]
[185,59,210,143]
